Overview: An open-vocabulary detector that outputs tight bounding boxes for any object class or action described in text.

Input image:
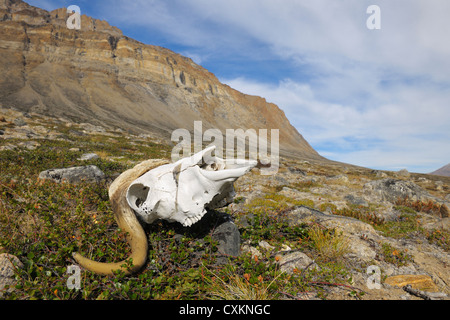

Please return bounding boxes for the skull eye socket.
[200,160,220,171]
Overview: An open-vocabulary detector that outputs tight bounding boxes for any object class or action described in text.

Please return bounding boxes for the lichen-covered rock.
[39,165,105,184]
[0,253,23,298]
[275,251,318,274]
[286,205,376,235]
[364,178,432,203]
[384,274,438,292]
[78,153,99,161]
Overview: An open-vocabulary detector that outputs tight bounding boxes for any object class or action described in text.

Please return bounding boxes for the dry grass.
[94,150,110,159]
[206,267,282,300]
[309,226,350,262]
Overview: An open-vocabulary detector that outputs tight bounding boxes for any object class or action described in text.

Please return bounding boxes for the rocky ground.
[1,107,449,300]
[232,157,450,300]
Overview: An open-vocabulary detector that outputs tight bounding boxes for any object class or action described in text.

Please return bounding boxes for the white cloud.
[97,1,450,83]
[29,0,450,79]
[222,76,450,172]
[136,0,450,78]
[178,51,205,65]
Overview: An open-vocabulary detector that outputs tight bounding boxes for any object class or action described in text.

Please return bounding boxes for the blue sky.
[27,0,450,173]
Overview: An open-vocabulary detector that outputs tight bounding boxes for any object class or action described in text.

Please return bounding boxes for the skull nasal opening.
[127,183,150,209]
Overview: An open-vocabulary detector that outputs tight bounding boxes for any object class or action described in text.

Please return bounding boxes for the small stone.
[397,169,410,178]
[258,240,275,251]
[13,118,26,127]
[79,123,106,133]
[212,221,240,257]
[439,204,449,218]
[364,178,430,203]
[69,130,86,137]
[375,170,388,178]
[241,245,262,259]
[435,181,444,191]
[276,251,318,274]
[78,153,99,161]
[328,174,349,184]
[422,217,450,232]
[426,292,448,299]
[38,165,105,184]
[0,144,17,151]
[0,253,23,298]
[384,274,439,292]
[287,167,306,175]
[344,194,368,207]
[19,141,41,150]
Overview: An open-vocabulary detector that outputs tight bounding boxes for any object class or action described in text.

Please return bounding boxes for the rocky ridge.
[0,0,320,160]
[430,163,450,177]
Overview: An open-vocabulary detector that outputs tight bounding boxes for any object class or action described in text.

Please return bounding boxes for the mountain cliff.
[0,0,321,159]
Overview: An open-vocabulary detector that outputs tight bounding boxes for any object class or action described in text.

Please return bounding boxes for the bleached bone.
[73,146,256,275]
[126,146,257,227]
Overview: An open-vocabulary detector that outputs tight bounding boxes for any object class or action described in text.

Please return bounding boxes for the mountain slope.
[0,0,322,160]
[430,163,450,177]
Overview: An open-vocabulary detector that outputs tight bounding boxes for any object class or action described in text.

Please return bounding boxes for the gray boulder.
[276,251,318,274]
[344,194,369,207]
[174,210,241,263]
[286,205,376,235]
[364,178,431,203]
[0,254,23,298]
[212,221,241,257]
[13,118,26,127]
[39,165,105,184]
[78,153,100,161]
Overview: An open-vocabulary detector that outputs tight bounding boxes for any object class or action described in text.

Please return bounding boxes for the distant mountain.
[0,0,322,160]
[430,163,450,177]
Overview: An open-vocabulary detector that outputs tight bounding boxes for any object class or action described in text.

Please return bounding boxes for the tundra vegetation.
[0,112,449,300]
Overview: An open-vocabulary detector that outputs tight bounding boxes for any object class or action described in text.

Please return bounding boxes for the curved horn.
[72,159,169,276]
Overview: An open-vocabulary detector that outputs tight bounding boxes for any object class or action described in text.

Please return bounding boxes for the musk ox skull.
[72,146,256,275]
[127,146,257,227]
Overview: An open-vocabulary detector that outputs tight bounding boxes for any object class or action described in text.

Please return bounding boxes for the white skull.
[126,146,257,227]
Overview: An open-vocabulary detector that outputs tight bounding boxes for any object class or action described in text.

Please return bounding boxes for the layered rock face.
[0,0,322,160]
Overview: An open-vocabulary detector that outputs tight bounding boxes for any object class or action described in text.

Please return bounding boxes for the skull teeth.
[182,212,205,227]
